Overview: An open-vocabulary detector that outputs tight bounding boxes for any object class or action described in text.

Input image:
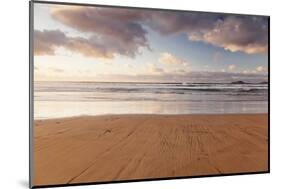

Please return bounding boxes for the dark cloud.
[145,12,268,54]
[34,29,67,55]
[34,29,147,58]
[50,7,149,58]
[187,16,268,54]
[35,6,268,58]
[145,11,218,35]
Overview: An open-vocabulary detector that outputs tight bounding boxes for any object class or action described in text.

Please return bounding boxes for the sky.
[33,3,269,83]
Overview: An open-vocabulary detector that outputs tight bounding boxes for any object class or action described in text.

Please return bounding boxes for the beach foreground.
[34,114,268,186]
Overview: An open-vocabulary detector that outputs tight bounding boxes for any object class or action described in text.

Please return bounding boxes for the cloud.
[36,6,268,59]
[188,16,268,54]
[228,64,236,71]
[256,66,267,72]
[34,29,147,58]
[50,7,150,58]
[34,29,67,55]
[124,63,133,69]
[50,67,64,73]
[146,12,268,54]
[147,63,164,75]
[146,11,217,35]
[159,53,188,65]
[171,68,189,75]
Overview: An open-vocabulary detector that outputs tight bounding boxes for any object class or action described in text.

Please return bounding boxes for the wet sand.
[33,114,268,186]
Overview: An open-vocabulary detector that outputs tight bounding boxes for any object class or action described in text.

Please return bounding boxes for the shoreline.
[34,113,268,185]
[34,112,269,121]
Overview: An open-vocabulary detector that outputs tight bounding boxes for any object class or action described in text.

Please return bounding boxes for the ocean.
[34,81,268,119]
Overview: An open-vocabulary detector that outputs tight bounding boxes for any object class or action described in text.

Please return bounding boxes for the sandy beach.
[33,114,268,186]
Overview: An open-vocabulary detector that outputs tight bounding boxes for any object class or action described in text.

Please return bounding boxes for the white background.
[0,0,279,188]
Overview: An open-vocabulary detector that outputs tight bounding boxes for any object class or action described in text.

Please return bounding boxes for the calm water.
[34,81,268,119]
